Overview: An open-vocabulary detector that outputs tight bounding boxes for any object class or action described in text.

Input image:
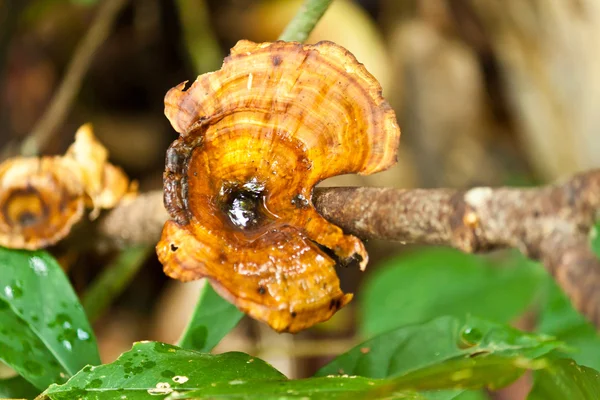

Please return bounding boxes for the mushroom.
[0,124,135,250]
[65,123,134,219]
[0,157,85,250]
[157,40,400,332]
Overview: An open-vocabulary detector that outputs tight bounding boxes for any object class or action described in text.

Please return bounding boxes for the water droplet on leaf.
[77,328,90,341]
[29,256,49,276]
[459,326,483,348]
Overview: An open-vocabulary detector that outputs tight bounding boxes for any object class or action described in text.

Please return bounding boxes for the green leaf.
[454,392,489,400]
[536,278,600,370]
[178,282,243,352]
[40,341,286,399]
[167,376,396,400]
[0,375,40,399]
[176,0,223,74]
[388,354,546,392]
[0,248,100,389]
[532,224,600,370]
[528,359,600,400]
[360,248,545,337]
[591,222,600,257]
[167,376,465,400]
[41,333,555,400]
[317,316,560,378]
[38,341,473,400]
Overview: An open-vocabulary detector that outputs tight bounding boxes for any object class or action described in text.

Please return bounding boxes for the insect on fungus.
[157,40,400,332]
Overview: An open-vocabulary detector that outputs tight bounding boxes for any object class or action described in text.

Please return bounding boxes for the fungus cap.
[0,157,84,250]
[0,124,136,250]
[157,40,400,332]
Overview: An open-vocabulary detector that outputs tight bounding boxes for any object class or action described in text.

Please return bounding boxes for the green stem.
[20,0,128,156]
[82,245,151,322]
[175,0,222,74]
[278,0,334,43]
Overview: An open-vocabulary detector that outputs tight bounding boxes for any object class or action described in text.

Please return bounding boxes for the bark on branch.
[100,169,600,328]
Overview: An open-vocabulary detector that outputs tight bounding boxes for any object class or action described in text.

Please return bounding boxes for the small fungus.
[0,124,135,250]
[157,40,400,332]
[0,157,84,250]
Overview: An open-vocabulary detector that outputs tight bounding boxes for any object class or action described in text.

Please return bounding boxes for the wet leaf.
[39,341,285,399]
[0,248,100,389]
[528,359,600,400]
[0,375,40,399]
[178,282,243,352]
[39,341,465,400]
[317,316,560,379]
[360,248,545,337]
[40,332,558,400]
[167,376,427,400]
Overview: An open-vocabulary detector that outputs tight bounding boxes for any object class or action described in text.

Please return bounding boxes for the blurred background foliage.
[1,1,600,399]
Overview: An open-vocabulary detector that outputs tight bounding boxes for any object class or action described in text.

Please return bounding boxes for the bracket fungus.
[157,40,400,332]
[0,124,135,250]
[0,156,85,250]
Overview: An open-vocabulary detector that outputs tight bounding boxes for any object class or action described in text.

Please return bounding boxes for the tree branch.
[278,0,334,43]
[99,169,600,328]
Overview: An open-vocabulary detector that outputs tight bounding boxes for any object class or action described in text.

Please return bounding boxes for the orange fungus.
[157,40,400,332]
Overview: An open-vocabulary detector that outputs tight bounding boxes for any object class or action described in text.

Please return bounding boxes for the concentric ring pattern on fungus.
[0,157,84,250]
[157,40,400,332]
[0,124,135,250]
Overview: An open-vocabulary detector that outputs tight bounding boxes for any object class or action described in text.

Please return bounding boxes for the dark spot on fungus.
[272,54,282,66]
[218,180,266,230]
[170,243,179,252]
[291,311,297,318]
[258,286,266,295]
[3,187,48,227]
[18,212,39,227]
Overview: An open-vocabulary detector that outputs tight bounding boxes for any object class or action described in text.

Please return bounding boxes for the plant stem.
[82,245,151,322]
[20,0,128,156]
[278,0,334,43]
[175,0,223,74]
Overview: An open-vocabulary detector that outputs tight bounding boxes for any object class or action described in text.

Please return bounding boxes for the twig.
[278,0,334,43]
[99,169,600,329]
[19,0,128,157]
[82,245,152,322]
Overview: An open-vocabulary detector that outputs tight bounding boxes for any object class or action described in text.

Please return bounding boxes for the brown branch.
[99,169,600,328]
